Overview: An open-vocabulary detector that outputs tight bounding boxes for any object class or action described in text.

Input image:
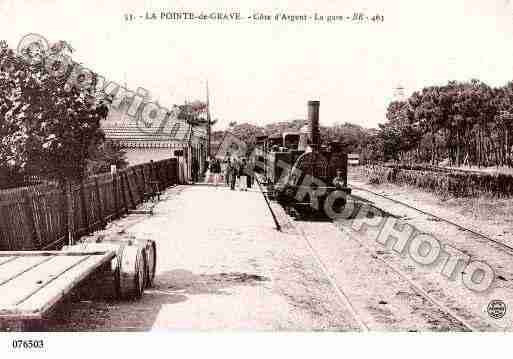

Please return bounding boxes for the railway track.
[254,175,368,331]
[333,221,477,331]
[350,184,513,257]
[276,210,370,332]
[283,210,476,331]
[256,174,492,330]
[262,194,476,330]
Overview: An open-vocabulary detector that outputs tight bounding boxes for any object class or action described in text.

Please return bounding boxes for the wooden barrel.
[124,238,157,289]
[96,236,156,289]
[119,245,147,300]
[62,243,123,300]
[63,237,154,300]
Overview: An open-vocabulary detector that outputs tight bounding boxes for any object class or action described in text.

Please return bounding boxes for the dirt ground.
[33,174,513,331]
[42,185,359,331]
[349,166,513,245]
[346,167,513,330]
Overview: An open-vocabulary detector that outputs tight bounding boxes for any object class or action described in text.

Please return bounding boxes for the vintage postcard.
[0,0,512,357]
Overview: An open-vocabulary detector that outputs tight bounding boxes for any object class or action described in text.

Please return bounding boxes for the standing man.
[211,158,221,187]
[192,157,199,183]
[239,158,247,191]
[246,159,253,189]
[224,155,231,186]
[229,158,237,190]
[204,157,211,183]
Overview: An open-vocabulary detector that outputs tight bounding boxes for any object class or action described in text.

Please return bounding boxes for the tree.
[377,124,402,161]
[86,140,128,175]
[177,100,210,125]
[0,41,30,182]
[0,38,112,184]
[372,78,513,167]
[322,122,371,153]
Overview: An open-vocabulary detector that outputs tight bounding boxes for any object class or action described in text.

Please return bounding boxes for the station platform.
[43,184,357,331]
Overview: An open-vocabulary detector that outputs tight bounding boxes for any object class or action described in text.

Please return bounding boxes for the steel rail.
[276,211,370,331]
[336,223,478,331]
[351,184,513,256]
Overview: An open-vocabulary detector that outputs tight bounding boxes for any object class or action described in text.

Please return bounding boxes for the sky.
[2,0,513,130]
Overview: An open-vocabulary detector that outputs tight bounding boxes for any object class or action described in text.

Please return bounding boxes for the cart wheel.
[120,245,147,300]
[145,240,157,288]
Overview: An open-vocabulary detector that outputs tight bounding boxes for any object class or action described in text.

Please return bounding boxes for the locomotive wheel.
[119,245,147,300]
[330,196,347,215]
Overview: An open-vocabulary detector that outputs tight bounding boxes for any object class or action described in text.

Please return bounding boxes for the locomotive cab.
[283,132,300,150]
[267,101,351,216]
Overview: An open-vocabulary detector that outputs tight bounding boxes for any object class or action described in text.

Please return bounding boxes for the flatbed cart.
[0,236,157,331]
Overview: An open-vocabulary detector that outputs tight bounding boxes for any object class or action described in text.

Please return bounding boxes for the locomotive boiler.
[261,101,351,214]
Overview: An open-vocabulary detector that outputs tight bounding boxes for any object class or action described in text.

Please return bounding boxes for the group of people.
[206,155,253,191]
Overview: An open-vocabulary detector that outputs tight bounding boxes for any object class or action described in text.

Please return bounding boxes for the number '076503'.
[12,339,44,349]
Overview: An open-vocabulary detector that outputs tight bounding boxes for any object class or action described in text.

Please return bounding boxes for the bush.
[362,165,394,184]
[362,165,513,198]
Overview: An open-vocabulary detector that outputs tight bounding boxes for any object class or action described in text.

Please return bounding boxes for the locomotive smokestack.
[308,100,320,150]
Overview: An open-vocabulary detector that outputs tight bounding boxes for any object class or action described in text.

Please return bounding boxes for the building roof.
[103,122,188,139]
[102,102,207,148]
[268,132,282,139]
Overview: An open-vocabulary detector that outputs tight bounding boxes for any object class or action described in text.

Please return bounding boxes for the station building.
[101,101,208,183]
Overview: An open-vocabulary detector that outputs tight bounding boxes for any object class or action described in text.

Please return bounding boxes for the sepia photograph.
[1,0,513,357]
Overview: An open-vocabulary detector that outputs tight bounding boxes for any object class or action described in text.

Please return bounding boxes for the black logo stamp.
[487,299,506,319]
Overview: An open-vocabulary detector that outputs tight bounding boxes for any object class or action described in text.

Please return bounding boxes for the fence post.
[0,203,5,250]
[120,172,129,214]
[94,177,106,228]
[343,153,348,188]
[112,173,119,218]
[169,159,174,186]
[163,160,167,187]
[141,165,148,198]
[159,160,164,188]
[133,167,144,203]
[154,161,160,187]
[170,159,175,185]
[148,160,158,195]
[161,160,166,188]
[172,159,178,185]
[65,181,75,246]
[149,160,155,181]
[0,203,7,251]
[23,191,41,250]
[165,160,171,187]
[124,172,135,209]
[157,161,163,186]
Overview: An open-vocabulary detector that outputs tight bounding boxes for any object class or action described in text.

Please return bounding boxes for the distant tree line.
[377,79,513,167]
[212,120,372,157]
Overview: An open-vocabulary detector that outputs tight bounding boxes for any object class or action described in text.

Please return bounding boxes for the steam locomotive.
[257,101,351,214]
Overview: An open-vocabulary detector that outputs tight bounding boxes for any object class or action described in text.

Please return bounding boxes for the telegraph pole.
[206,81,211,158]
[393,83,405,101]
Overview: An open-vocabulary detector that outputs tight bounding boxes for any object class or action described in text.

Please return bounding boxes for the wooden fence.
[0,158,178,251]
